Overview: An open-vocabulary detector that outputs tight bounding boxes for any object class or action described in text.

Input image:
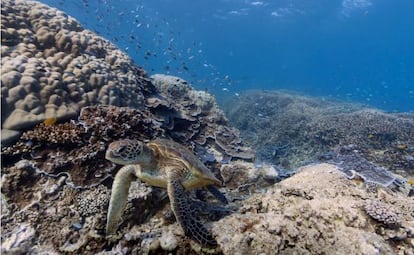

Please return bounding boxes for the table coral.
[150,74,255,161]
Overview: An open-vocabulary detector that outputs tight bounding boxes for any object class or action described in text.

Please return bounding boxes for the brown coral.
[21,122,86,145]
[78,105,163,143]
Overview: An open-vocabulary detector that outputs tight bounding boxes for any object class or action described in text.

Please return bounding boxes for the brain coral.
[1,0,153,145]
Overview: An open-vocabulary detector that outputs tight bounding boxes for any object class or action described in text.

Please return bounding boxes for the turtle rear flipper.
[206,185,228,204]
[193,200,233,221]
[167,172,217,246]
[106,165,140,235]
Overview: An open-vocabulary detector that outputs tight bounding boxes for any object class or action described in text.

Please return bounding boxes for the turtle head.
[106,139,153,165]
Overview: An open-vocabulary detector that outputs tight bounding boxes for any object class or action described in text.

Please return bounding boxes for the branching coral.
[21,122,86,145]
[78,105,163,143]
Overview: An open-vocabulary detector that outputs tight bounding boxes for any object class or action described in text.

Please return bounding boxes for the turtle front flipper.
[167,170,217,247]
[106,165,140,236]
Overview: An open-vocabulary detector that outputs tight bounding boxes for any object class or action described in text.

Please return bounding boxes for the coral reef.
[149,74,255,161]
[225,90,414,178]
[2,1,413,255]
[212,164,414,255]
[1,0,153,145]
[1,3,253,252]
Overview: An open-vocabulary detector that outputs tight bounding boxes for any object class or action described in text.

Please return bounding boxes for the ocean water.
[41,0,414,112]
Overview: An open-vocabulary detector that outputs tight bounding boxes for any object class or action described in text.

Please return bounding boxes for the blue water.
[41,0,414,112]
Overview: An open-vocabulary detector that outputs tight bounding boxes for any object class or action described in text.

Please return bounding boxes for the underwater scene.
[1,0,413,254]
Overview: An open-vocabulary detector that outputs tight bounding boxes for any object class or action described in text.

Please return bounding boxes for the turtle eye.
[116,145,127,155]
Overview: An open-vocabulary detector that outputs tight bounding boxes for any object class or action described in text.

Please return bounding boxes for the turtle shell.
[149,138,221,188]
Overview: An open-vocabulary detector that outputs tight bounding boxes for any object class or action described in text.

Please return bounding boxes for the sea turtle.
[105,138,227,246]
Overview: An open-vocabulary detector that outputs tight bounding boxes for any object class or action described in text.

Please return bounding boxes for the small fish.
[396,144,407,151]
[251,1,264,6]
[408,179,414,185]
[44,117,57,126]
